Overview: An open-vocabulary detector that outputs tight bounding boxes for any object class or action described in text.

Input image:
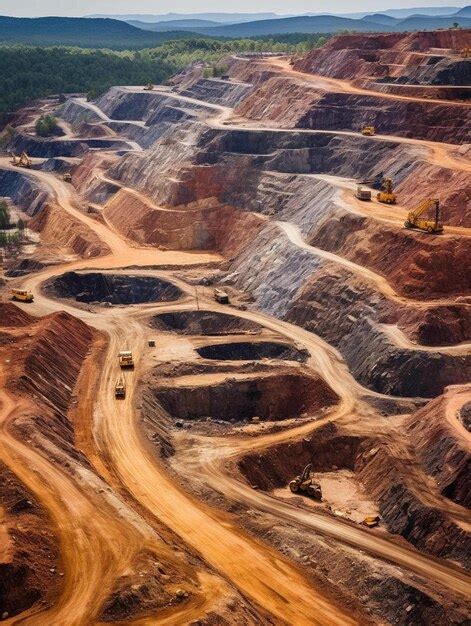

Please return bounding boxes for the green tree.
[0,202,10,229]
[35,114,59,137]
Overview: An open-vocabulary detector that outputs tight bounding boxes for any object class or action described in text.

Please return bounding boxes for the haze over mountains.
[0,6,470,49]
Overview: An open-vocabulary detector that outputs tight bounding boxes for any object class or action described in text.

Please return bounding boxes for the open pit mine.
[1,29,471,625]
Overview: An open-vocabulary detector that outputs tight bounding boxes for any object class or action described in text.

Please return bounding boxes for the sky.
[0,0,467,17]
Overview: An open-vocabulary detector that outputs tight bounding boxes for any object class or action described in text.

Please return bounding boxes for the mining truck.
[289,464,322,500]
[118,350,134,368]
[355,186,371,201]
[10,289,34,303]
[361,126,375,136]
[63,173,72,183]
[214,289,229,304]
[115,378,126,399]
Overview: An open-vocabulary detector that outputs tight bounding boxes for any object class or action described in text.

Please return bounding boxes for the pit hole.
[45,272,182,304]
[196,341,308,362]
[150,310,262,335]
[154,372,337,423]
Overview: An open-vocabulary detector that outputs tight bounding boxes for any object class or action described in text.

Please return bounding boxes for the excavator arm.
[405,198,443,234]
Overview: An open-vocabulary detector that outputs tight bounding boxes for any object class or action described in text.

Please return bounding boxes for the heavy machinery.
[355,186,371,201]
[214,288,229,304]
[115,378,126,399]
[362,515,380,528]
[144,83,154,91]
[289,464,322,501]
[376,177,396,204]
[10,151,31,169]
[63,173,72,183]
[361,126,375,136]
[461,47,470,58]
[10,289,34,303]
[118,350,134,368]
[404,198,443,234]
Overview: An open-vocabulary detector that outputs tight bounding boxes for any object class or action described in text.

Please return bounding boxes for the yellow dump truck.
[118,350,134,368]
[361,126,375,136]
[10,289,34,303]
[115,378,126,398]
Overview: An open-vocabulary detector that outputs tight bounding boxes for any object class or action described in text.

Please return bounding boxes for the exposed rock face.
[103,188,265,255]
[196,341,308,362]
[179,78,253,107]
[0,168,49,216]
[154,371,338,422]
[9,131,88,158]
[294,30,470,84]
[30,203,109,259]
[0,463,60,620]
[404,388,471,509]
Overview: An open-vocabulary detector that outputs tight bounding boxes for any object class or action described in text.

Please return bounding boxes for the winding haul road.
[2,57,471,624]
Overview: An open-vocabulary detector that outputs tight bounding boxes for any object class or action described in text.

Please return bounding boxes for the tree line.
[0,35,329,121]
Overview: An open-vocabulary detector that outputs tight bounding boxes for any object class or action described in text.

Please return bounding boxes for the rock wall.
[0,168,49,216]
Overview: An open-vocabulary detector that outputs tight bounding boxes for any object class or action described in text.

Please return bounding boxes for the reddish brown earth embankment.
[238,420,471,569]
[2,303,99,461]
[0,462,60,621]
[396,164,471,227]
[404,387,471,509]
[235,75,470,142]
[307,210,471,299]
[30,202,109,259]
[293,30,470,83]
[103,188,264,255]
[154,371,338,423]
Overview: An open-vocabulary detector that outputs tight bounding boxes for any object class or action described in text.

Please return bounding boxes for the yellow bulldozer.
[10,289,34,303]
[404,198,443,234]
[10,151,32,169]
[289,463,322,501]
[376,177,396,204]
[361,126,375,136]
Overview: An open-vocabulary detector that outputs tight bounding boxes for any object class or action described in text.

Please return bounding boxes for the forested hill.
[0,16,202,49]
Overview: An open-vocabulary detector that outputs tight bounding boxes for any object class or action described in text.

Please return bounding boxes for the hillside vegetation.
[0,37,323,121]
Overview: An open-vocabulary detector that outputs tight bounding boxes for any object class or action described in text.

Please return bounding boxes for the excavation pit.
[45,272,182,305]
[150,310,263,336]
[154,372,337,423]
[196,341,308,362]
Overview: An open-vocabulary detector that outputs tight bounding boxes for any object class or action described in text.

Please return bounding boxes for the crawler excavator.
[361,126,375,136]
[404,198,443,234]
[289,464,322,500]
[10,151,31,169]
[376,177,396,204]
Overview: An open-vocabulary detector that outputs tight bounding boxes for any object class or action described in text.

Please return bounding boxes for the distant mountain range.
[0,10,469,50]
[128,11,471,38]
[0,16,203,49]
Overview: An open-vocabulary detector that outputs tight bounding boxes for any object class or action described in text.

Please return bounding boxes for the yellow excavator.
[361,126,375,136]
[289,463,322,500]
[404,198,443,234]
[376,177,396,204]
[10,151,32,169]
